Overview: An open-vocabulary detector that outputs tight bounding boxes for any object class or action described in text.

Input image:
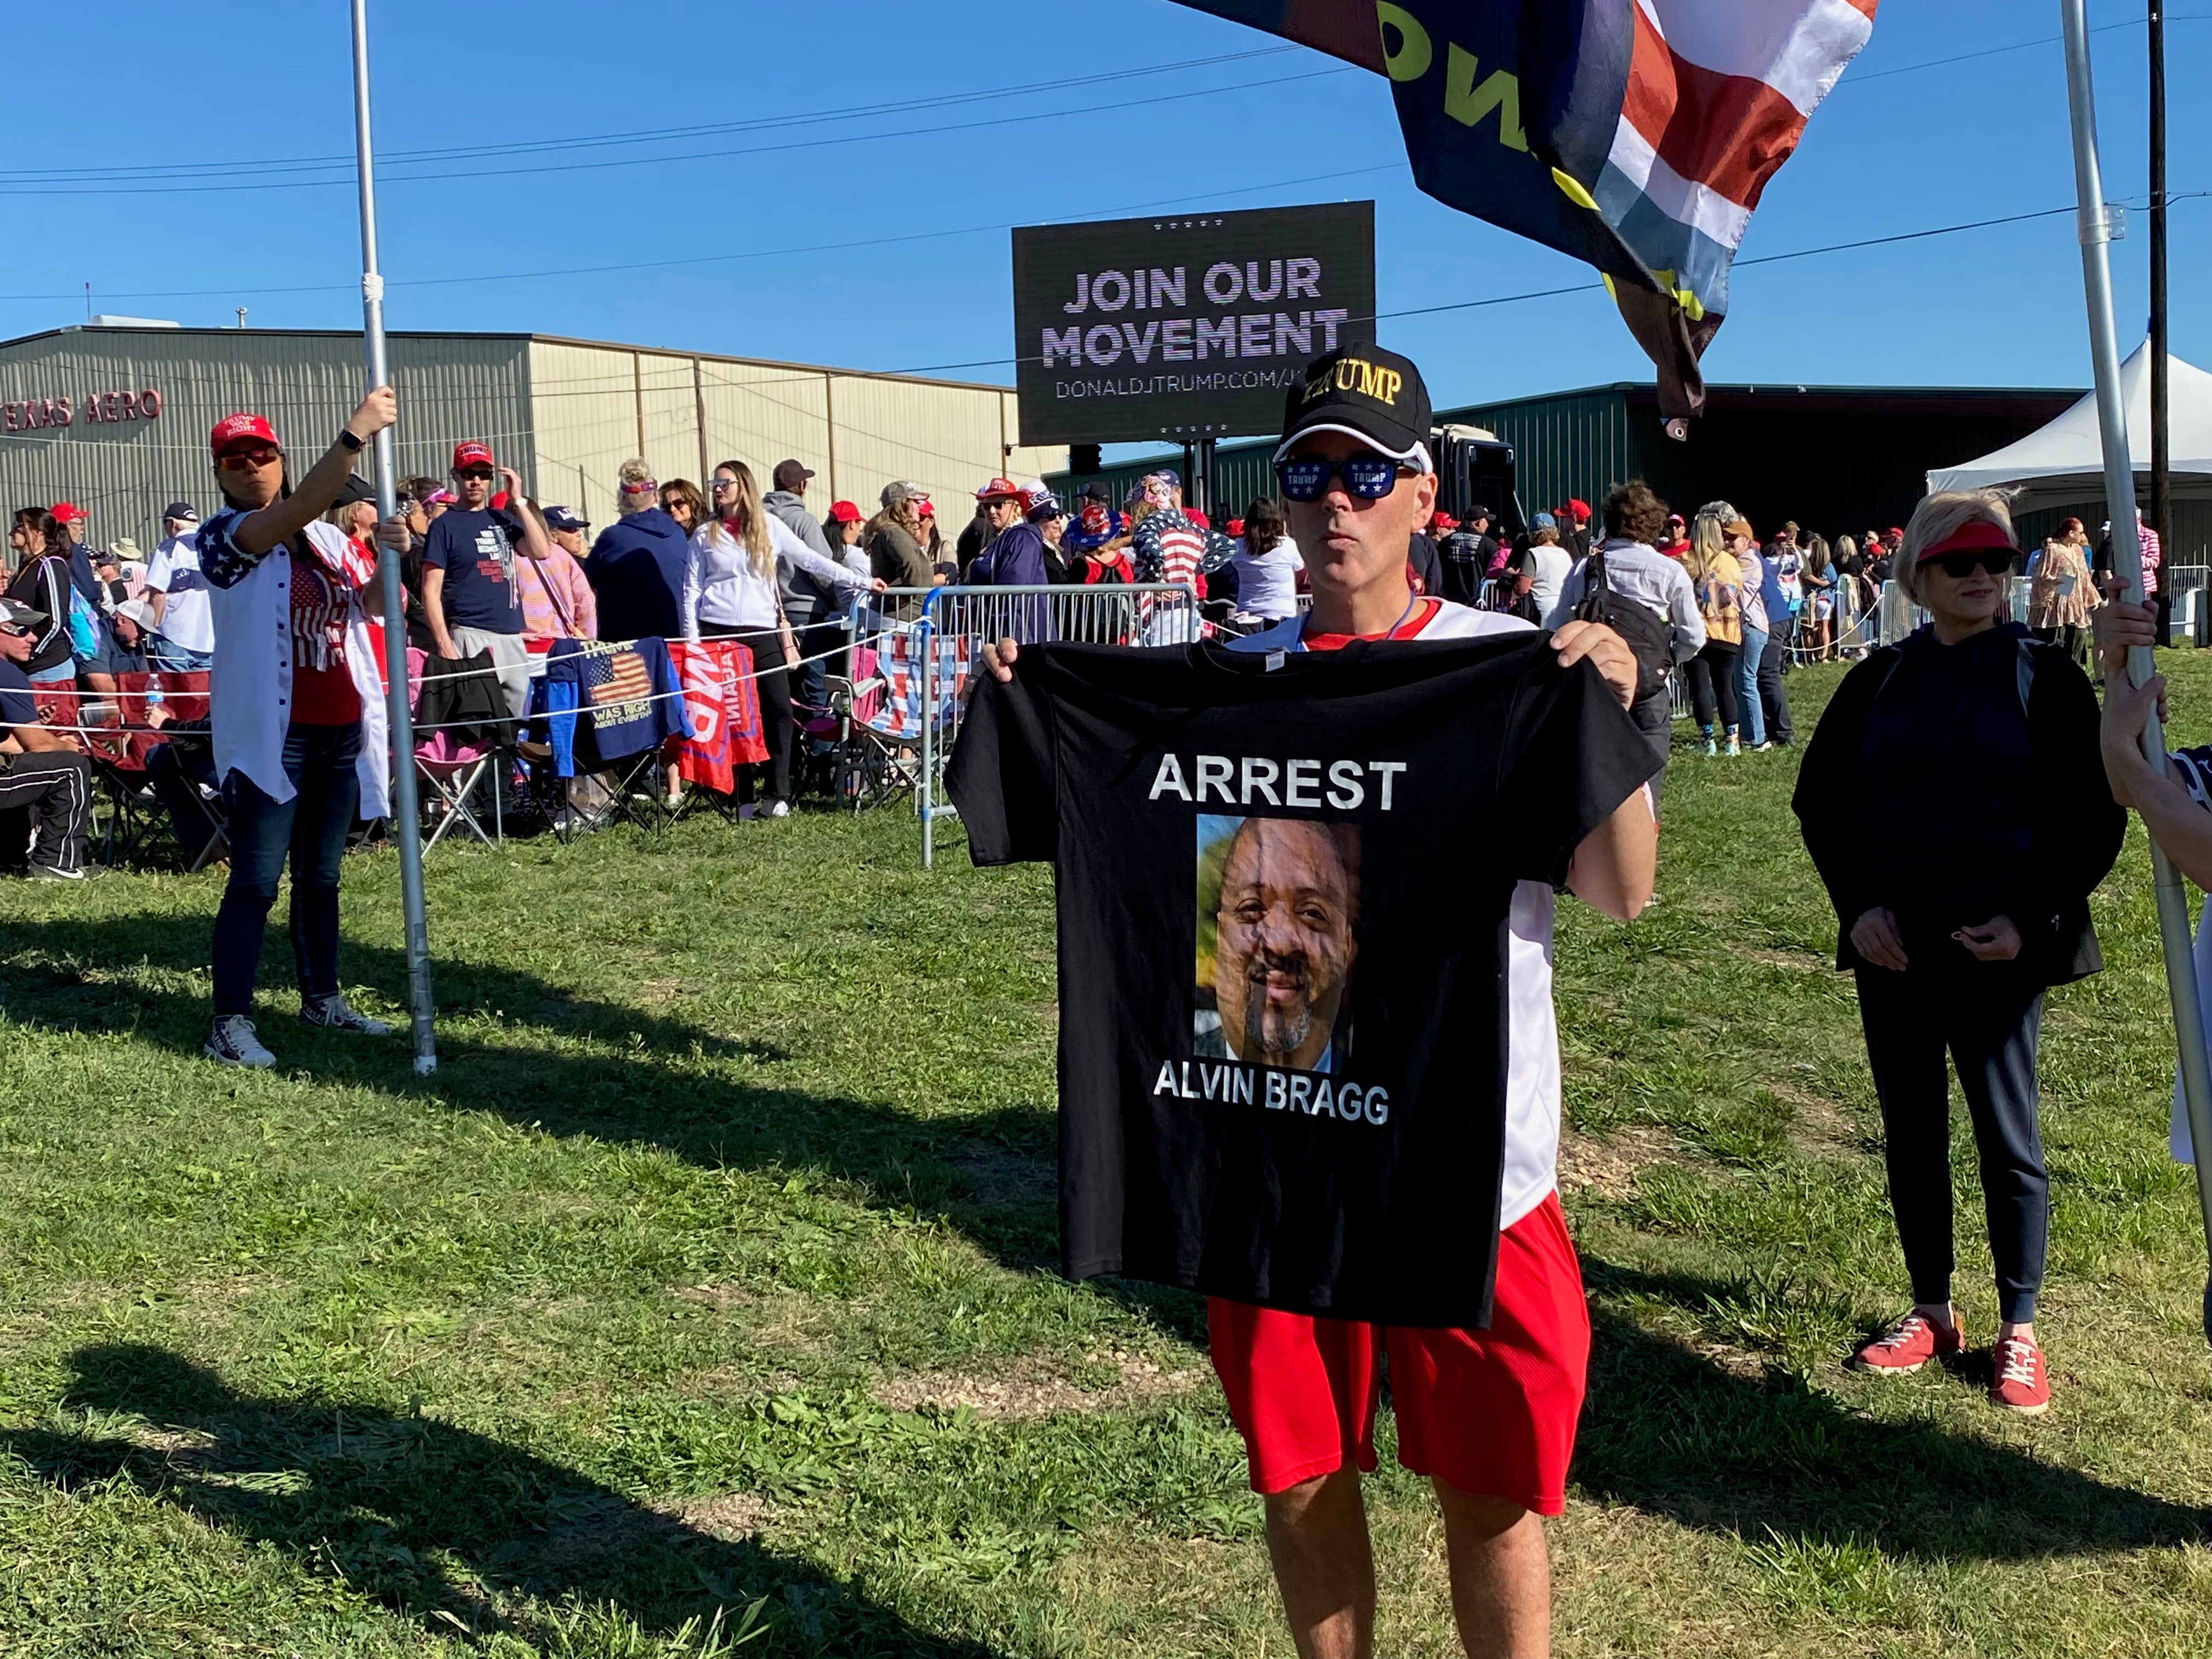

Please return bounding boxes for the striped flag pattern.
[1170,1,1877,421]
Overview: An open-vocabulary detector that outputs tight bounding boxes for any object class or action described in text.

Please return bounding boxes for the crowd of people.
[8,345,2212,1659]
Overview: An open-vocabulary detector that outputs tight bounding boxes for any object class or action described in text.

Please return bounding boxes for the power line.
[881,189,2212,375]
[0,46,1304,185]
[0,65,1353,198]
[0,162,1400,304]
[1835,10,2208,87]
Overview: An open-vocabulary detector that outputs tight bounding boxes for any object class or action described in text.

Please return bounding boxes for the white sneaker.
[765,799,791,820]
[205,1015,275,1069]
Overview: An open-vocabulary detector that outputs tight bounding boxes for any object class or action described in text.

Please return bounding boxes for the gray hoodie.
[764,489,836,623]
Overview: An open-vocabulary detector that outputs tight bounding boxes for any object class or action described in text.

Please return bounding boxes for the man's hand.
[1955,916,2023,962]
[498,466,526,503]
[0,629,32,664]
[868,577,889,594]
[345,385,398,443]
[1551,619,1637,709]
[374,512,410,556]
[983,635,1019,683]
[1850,907,1909,970]
[2095,597,2157,678]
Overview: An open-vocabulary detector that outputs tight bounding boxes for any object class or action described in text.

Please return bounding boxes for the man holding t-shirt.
[977,346,1655,1659]
[419,440,552,717]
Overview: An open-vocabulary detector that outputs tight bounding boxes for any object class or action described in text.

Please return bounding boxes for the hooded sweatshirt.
[585,507,689,644]
[764,490,836,624]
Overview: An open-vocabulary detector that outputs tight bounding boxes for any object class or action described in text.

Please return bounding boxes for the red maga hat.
[453,440,495,471]
[975,476,1020,502]
[49,501,87,523]
[208,413,279,455]
[827,500,863,524]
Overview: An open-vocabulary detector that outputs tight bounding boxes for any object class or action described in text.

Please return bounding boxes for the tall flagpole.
[2059,0,2212,1342]
[351,0,437,1074]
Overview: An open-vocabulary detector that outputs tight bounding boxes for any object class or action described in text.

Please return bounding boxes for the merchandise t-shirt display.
[287,549,362,726]
[947,603,1656,1326]
[422,507,524,634]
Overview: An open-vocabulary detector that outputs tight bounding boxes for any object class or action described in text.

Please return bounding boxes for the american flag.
[1170,2,1874,420]
[583,644,651,710]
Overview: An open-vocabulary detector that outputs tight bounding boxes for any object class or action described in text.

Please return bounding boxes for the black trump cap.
[1273,345,1434,474]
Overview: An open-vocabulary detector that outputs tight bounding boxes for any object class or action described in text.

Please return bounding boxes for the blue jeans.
[146,636,215,673]
[1736,624,1767,746]
[212,723,360,1019]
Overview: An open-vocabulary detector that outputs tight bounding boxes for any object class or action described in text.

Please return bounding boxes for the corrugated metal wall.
[0,326,529,545]
[0,325,1063,557]
[524,339,1060,526]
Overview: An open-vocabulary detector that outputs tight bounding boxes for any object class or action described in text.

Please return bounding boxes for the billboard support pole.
[2059,0,2212,1343]
[351,0,437,1075]
[1194,438,1217,521]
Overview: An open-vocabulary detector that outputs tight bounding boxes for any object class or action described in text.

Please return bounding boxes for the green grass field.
[5,656,2212,1657]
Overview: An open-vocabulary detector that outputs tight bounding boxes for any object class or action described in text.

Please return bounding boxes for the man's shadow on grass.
[0,912,1205,1340]
[3,1342,1001,1656]
[1573,1259,2211,1560]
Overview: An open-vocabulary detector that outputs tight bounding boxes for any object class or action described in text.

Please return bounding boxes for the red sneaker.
[1989,1335,2051,1414]
[1848,1311,1965,1374]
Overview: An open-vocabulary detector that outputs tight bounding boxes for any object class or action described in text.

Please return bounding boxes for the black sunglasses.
[1275,454,1405,503]
[1930,550,2016,579]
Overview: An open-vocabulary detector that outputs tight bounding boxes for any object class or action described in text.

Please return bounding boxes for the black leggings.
[2033,623,2083,662]
[1684,641,1740,732]
[1856,965,2047,1324]
[708,627,793,804]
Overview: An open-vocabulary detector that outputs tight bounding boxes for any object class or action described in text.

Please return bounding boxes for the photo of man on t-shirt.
[1194,815,1358,1074]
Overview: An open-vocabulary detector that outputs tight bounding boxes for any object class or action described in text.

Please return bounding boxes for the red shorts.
[1206,1191,1590,1515]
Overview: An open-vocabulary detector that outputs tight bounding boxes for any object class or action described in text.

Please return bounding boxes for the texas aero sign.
[1012,201,1376,445]
[3,385,166,433]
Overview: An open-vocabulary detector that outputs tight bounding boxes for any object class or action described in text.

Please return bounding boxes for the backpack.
[1573,549,1673,701]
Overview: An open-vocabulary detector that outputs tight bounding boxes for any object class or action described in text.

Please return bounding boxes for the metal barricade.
[852,584,1200,866]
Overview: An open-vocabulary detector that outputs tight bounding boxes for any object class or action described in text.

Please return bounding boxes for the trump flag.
[1173,1,1876,423]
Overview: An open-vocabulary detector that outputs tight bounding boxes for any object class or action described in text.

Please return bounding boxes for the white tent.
[1927,341,2212,512]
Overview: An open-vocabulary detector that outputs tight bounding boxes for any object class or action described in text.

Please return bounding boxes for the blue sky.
[5,0,2204,424]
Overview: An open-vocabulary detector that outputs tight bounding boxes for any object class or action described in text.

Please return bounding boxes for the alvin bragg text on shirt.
[1152,1057,1390,1125]
[1148,753,1409,811]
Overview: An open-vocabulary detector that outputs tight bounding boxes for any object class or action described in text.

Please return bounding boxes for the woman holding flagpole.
[198,386,406,1069]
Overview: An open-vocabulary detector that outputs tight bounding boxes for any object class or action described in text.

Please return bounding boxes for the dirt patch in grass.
[1763,1079,1867,1156]
[653,1490,774,1543]
[1558,1126,1684,1200]
[875,1352,1202,1419]
[1730,943,1827,973]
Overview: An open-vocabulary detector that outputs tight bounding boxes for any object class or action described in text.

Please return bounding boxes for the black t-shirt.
[422,507,524,633]
[947,634,1654,1325]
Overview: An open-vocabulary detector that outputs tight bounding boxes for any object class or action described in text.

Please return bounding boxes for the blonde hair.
[1894,488,2018,604]
[710,459,773,579]
[616,457,657,517]
[1686,507,1740,589]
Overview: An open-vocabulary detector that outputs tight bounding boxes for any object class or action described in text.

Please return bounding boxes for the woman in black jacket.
[1793,489,2123,1416]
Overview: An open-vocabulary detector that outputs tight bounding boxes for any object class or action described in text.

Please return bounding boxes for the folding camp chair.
[851,627,968,811]
[407,647,503,850]
[91,672,225,870]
